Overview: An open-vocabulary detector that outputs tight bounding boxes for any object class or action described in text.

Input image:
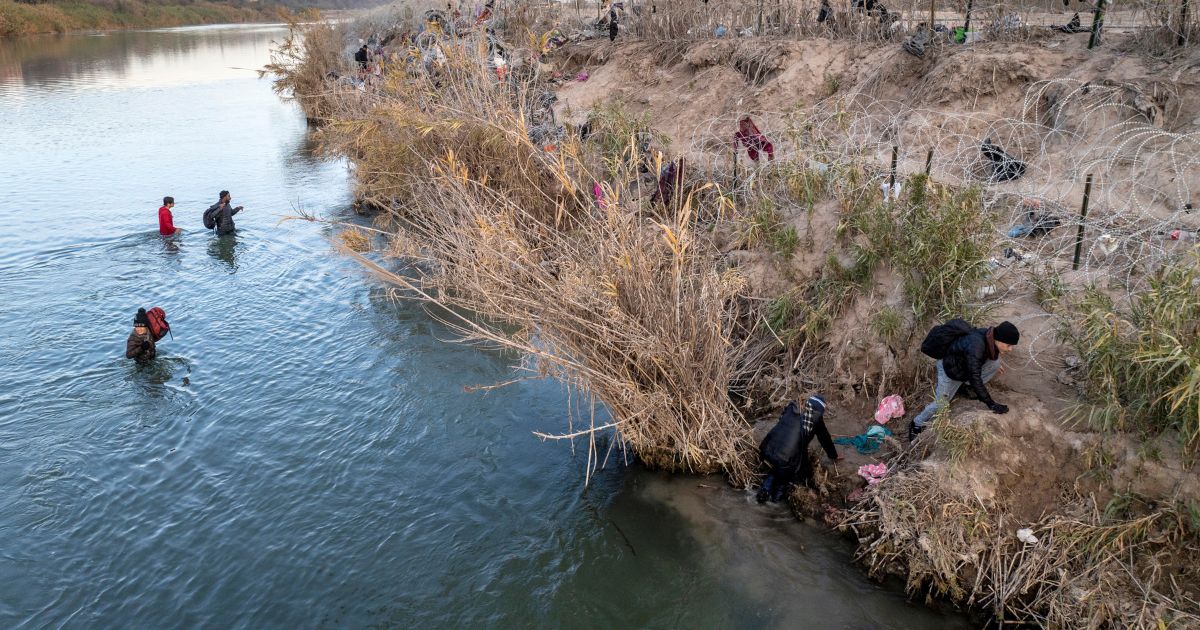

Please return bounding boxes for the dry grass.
[277,25,760,483]
[0,0,273,37]
[272,12,1200,624]
[843,465,1200,627]
[260,18,353,124]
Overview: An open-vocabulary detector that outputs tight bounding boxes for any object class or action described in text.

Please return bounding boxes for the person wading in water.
[125,308,156,362]
[756,395,841,503]
[158,196,179,235]
[204,190,244,235]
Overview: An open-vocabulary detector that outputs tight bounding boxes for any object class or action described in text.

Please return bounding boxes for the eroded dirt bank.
[274,16,1200,625]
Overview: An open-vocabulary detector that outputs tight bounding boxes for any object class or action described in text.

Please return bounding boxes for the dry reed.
[842,464,1200,627]
[289,24,761,483]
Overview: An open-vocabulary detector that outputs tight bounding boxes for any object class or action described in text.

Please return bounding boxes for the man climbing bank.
[757,395,841,504]
[909,319,1021,440]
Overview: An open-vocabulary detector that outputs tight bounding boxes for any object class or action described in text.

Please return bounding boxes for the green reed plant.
[842,174,994,322]
[1063,257,1200,450]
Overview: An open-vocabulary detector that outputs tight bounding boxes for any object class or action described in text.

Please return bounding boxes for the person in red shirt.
[158,196,179,235]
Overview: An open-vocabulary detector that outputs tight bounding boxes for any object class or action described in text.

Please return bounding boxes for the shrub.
[843,173,995,322]
[1063,256,1200,450]
[743,199,798,257]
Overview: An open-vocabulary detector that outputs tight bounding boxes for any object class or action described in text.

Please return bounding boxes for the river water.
[0,25,966,628]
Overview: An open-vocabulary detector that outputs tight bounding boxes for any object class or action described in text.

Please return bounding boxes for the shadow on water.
[127,355,191,397]
[205,233,240,271]
[158,232,183,257]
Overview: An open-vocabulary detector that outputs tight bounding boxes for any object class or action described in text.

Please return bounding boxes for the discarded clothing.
[1007,208,1061,238]
[874,394,904,424]
[592,182,607,209]
[902,28,929,58]
[817,0,832,23]
[981,139,1026,182]
[835,425,893,454]
[1169,229,1198,242]
[857,462,888,485]
[1053,13,1087,33]
[733,116,775,162]
[652,159,682,208]
[541,30,567,54]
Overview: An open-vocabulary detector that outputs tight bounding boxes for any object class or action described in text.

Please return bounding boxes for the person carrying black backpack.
[203,190,244,235]
[756,395,841,504]
[910,320,1020,440]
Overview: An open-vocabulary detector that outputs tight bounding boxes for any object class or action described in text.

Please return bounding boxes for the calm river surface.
[0,25,966,629]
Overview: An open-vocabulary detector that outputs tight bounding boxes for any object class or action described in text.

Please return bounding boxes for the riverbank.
[0,0,285,37]
[269,3,1200,626]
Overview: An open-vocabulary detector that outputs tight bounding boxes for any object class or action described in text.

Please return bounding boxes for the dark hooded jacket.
[759,399,837,472]
[207,201,241,235]
[125,330,156,361]
[941,327,998,406]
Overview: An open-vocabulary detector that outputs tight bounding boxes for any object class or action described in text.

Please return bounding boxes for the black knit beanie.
[994,321,1020,345]
[134,308,150,327]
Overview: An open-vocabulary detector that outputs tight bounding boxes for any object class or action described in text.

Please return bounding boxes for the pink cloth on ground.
[593,182,606,209]
[857,463,888,485]
[874,394,905,424]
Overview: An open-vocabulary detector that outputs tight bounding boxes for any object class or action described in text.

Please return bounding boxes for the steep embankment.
[275,15,1200,624]
[0,0,281,37]
[546,34,1200,627]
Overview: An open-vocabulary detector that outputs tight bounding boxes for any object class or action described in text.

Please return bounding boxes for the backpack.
[146,307,170,341]
[203,205,220,230]
[920,319,973,360]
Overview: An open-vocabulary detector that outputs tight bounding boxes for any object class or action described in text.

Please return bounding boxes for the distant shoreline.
[0,1,300,38]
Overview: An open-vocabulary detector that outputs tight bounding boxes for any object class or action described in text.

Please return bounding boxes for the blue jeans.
[913,359,1001,427]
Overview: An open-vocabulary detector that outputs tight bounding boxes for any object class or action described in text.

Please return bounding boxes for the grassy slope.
[0,0,281,37]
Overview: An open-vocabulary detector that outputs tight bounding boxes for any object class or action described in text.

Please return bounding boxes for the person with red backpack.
[126,308,157,362]
[909,320,1020,440]
[125,307,170,363]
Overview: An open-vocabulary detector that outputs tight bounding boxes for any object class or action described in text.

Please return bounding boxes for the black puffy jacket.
[760,400,837,472]
[941,328,997,406]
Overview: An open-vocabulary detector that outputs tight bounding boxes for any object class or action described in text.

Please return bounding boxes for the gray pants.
[913,359,1001,427]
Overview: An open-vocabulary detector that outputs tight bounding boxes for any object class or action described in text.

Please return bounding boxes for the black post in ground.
[963,0,973,38]
[1073,174,1094,270]
[924,148,934,175]
[732,143,739,189]
[1182,0,1192,46]
[1088,0,1107,49]
[889,145,899,195]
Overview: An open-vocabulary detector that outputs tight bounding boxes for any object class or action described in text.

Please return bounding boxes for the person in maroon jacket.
[158,196,179,235]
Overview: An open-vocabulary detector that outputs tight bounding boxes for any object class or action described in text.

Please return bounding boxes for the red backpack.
[146,307,170,341]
